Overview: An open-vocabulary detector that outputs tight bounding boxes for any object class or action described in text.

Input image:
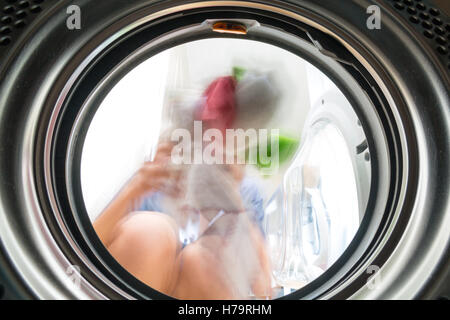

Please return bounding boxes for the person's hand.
[130,142,181,196]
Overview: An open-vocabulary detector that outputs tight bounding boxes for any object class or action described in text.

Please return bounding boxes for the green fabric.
[252,133,300,172]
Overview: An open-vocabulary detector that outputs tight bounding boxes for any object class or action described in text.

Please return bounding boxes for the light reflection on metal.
[213,21,248,35]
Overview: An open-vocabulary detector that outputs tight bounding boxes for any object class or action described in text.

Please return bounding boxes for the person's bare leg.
[107,212,180,295]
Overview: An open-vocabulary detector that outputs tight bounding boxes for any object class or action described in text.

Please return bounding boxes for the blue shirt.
[138,177,265,233]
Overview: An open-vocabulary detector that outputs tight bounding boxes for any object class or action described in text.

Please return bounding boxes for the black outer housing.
[0,0,448,300]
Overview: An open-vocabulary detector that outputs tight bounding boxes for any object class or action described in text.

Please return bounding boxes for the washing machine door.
[265,89,371,293]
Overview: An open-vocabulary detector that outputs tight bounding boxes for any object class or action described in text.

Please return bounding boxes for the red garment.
[197,76,237,132]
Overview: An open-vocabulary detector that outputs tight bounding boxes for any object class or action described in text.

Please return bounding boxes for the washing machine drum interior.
[0,0,448,301]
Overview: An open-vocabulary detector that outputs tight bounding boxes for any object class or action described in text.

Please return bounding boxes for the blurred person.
[93,143,272,299]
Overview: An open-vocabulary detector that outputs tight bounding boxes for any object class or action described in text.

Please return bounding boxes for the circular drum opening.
[2,0,446,301]
[41,7,398,300]
[77,38,372,299]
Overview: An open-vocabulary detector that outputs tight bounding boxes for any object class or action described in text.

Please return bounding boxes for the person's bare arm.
[93,142,175,247]
[250,224,273,299]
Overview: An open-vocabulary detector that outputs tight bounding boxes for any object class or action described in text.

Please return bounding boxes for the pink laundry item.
[197,76,237,132]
